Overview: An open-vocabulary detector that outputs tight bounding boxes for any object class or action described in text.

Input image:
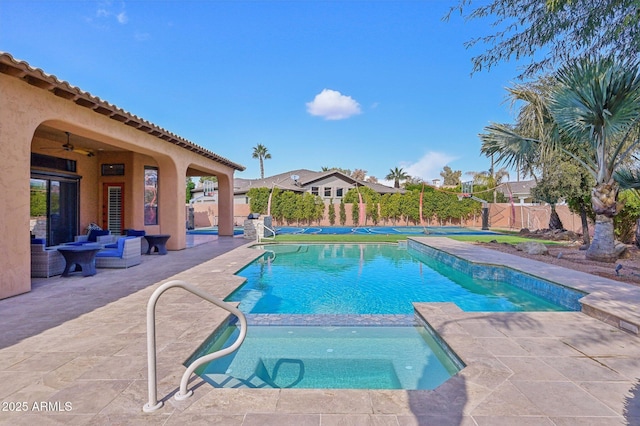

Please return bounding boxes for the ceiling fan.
[52,132,95,157]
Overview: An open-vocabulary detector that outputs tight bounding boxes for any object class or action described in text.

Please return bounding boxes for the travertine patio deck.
[0,236,638,425]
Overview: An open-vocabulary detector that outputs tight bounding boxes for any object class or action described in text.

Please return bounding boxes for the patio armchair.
[95,236,142,268]
[125,229,148,254]
[31,239,65,278]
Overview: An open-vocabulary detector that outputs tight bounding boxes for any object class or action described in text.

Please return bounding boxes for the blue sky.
[2,0,524,184]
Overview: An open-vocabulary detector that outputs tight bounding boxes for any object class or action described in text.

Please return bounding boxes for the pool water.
[190,324,462,390]
[187,226,244,235]
[273,225,496,235]
[227,243,572,314]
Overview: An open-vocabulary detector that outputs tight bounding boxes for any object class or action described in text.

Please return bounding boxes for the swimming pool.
[188,322,462,390]
[273,225,497,235]
[226,243,582,314]
[192,241,583,391]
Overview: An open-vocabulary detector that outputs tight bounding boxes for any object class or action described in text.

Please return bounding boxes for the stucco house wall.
[303,175,352,200]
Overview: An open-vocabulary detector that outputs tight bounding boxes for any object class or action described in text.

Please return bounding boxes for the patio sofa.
[95,236,142,269]
[73,229,114,246]
[31,239,65,278]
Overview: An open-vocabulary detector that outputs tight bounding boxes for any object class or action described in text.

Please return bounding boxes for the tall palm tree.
[385,167,410,188]
[480,78,552,178]
[482,56,640,262]
[252,144,271,179]
[482,77,594,243]
[550,57,640,261]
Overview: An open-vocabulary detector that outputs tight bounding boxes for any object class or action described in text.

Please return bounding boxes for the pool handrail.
[142,279,247,413]
[256,222,276,242]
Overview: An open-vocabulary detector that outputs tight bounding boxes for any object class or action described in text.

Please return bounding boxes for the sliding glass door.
[30,174,79,246]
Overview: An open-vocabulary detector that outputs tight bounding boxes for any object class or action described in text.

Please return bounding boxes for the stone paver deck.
[0,236,638,425]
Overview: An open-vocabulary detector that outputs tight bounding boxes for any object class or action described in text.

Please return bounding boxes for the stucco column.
[217,172,234,236]
[156,157,185,250]
[0,77,41,297]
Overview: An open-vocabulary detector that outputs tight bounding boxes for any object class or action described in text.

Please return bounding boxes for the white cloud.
[92,1,127,25]
[401,151,458,182]
[306,89,362,120]
[116,12,128,24]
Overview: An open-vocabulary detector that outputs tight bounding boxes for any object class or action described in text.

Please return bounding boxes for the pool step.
[245,314,417,327]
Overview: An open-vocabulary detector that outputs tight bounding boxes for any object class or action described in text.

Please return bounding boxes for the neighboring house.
[188,169,404,227]
[497,180,537,205]
[0,52,245,299]
[190,168,404,205]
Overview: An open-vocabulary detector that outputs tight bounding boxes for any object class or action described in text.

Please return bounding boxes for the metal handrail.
[256,222,276,242]
[143,279,247,413]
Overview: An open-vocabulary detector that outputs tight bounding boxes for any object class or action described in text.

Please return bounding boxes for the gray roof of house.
[234,169,404,195]
[497,180,536,196]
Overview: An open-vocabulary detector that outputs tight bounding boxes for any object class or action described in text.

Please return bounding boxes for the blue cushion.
[32,238,45,245]
[95,249,120,258]
[126,229,145,237]
[96,236,135,258]
[88,229,110,242]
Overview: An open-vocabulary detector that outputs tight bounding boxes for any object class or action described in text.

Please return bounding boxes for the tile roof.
[498,180,536,196]
[0,52,245,171]
[234,169,403,194]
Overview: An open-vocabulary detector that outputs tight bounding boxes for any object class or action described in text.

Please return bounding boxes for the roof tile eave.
[0,52,245,172]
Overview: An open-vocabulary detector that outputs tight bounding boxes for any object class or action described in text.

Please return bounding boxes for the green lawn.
[448,235,566,245]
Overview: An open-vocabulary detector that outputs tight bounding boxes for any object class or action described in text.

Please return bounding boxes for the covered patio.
[0,52,245,299]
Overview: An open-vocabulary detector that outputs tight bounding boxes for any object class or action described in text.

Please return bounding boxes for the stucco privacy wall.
[0,54,244,299]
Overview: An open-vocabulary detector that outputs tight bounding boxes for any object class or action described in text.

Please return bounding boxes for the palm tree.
[252,144,271,179]
[465,168,508,186]
[466,166,509,202]
[550,57,640,261]
[465,170,490,186]
[482,77,594,243]
[482,56,640,262]
[385,167,410,188]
